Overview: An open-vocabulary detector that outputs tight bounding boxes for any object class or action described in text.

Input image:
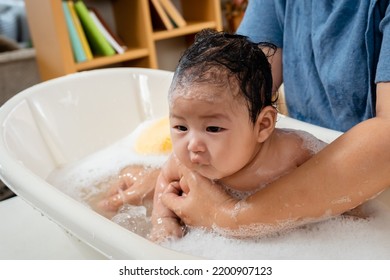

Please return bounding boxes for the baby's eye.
[174,125,188,132]
[206,126,224,133]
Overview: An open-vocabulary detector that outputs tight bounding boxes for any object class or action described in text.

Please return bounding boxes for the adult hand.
[161,165,238,229]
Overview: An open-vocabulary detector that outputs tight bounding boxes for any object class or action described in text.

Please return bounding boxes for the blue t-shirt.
[237,0,390,131]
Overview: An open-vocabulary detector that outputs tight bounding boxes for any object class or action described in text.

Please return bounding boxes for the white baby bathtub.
[0,68,389,259]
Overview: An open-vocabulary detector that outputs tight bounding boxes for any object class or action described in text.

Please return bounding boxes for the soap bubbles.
[111,204,152,237]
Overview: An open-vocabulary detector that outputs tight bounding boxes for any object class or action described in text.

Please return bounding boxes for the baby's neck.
[217,129,302,193]
[217,131,279,192]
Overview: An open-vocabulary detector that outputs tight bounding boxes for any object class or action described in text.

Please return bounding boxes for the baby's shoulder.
[161,154,181,181]
[278,128,327,155]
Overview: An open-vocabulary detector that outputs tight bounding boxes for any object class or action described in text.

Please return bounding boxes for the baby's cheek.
[172,141,185,160]
[174,150,192,173]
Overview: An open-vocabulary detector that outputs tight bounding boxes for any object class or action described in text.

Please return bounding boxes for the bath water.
[46,120,390,259]
[47,119,168,205]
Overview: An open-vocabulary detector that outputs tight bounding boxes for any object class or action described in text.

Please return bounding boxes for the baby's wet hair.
[169,29,277,124]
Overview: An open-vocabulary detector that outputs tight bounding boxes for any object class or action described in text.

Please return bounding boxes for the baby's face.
[169,83,261,180]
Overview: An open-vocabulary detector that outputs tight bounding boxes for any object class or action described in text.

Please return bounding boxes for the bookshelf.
[24,0,223,81]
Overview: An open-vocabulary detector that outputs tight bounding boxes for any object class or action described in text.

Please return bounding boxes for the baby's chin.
[180,159,230,180]
[192,165,225,181]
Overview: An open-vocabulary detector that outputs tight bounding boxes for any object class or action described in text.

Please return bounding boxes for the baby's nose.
[187,134,206,154]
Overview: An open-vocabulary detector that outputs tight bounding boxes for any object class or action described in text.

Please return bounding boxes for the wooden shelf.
[24,0,222,81]
[75,47,149,71]
[153,21,218,41]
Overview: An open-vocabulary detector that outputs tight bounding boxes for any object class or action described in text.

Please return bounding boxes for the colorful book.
[89,7,127,50]
[73,0,115,56]
[89,9,126,54]
[62,1,87,62]
[67,0,93,60]
[159,0,186,28]
[150,0,174,30]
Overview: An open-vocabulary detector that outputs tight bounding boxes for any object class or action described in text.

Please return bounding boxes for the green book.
[73,0,115,56]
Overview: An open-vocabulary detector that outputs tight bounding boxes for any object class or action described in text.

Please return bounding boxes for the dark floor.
[0,183,15,201]
[0,48,40,203]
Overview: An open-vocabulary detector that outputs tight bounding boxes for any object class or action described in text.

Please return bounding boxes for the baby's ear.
[255,106,277,143]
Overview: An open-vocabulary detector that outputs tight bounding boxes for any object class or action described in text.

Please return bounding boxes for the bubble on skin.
[281,128,328,154]
[230,200,252,221]
[168,69,245,115]
[211,218,300,240]
[221,180,268,200]
[331,196,352,205]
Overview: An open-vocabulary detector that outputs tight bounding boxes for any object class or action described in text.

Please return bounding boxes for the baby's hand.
[149,180,187,243]
[149,216,186,243]
[93,165,160,217]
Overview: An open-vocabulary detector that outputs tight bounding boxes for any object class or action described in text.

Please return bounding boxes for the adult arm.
[261,47,283,94]
[162,82,390,236]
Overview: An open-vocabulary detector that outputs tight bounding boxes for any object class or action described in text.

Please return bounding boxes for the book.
[149,0,174,30]
[159,0,186,28]
[73,0,115,56]
[67,0,93,60]
[89,7,127,51]
[88,9,126,54]
[62,1,87,62]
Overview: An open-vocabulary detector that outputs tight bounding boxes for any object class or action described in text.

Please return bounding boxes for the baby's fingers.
[101,187,145,210]
[106,179,128,196]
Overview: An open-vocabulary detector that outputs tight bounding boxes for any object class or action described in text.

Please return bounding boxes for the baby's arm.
[93,165,160,218]
[149,155,185,242]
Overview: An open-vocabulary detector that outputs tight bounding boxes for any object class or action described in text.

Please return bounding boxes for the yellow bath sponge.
[134,117,172,154]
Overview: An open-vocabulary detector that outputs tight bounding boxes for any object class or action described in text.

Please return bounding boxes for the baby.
[149,29,326,241]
